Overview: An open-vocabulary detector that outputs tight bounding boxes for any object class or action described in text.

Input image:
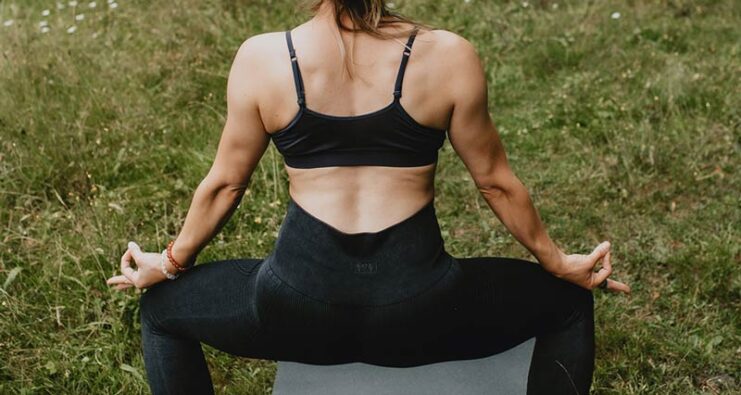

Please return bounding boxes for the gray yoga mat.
[271,337,536,395]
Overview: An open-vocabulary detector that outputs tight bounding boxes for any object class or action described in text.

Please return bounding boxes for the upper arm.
[442,32,517,192]
[203,35,271,191]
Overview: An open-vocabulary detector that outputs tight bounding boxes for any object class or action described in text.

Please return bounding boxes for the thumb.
[128,241,143,261]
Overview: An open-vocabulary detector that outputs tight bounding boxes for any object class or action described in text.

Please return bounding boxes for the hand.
[547,241,631,294]
[105,241,170,291]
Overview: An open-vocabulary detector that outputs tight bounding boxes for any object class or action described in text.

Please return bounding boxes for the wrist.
[169,239,196,270]
[544,249,567,276]
[160,250,180,280]
[164,254,180,274]
[533,238,565,272]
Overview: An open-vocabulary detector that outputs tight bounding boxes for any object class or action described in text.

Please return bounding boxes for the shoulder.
[228,31,292,84]
[414,28,484,81]
[416,29,480,63]
[226,31,290,107]
[440,30,483,73]
[415,28,486,98]
[422,29,475,49]
[233,31,289,69]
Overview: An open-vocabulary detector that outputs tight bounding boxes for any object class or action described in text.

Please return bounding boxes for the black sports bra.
[268,27,447,169]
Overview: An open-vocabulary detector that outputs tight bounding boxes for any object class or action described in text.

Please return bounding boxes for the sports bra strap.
[285,30,306,107]
[393,27,420,100]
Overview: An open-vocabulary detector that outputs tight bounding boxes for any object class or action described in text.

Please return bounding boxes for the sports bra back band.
[268,27,448,169]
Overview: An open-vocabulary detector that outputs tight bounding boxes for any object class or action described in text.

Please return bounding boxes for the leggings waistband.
[264,197,454,306]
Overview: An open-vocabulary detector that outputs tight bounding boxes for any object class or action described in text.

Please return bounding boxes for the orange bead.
[167,240,190,272]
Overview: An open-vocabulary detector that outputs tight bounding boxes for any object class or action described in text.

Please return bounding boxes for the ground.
[0,0,738,394]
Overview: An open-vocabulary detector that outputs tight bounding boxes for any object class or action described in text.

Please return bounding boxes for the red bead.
[167,240,190,272]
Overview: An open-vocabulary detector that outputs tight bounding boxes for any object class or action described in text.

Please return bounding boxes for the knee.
[139,288,163,332]
[578,286,594,308]
[571,285,594,314]
[569,287,595,327]
[556,283,594,325]
[556,275,593,310]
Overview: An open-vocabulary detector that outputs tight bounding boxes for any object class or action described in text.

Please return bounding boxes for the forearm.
[479,178,565,271]
[170,177,247,267]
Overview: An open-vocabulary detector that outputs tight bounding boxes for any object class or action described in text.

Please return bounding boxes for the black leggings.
[140,199,595,394]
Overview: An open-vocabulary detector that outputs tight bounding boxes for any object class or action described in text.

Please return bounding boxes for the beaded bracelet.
[160,250,180,280]
[166,240,191,272]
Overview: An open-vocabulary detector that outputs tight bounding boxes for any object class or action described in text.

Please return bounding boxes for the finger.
[601,250,613,276]
[592,267,611,289]
[588,241,611,269]
[120,249,139,285]
[115,283,135,290]
[106,274,132,285]
[607,278,631,294]
[128,241,144,262]
[120,248,133,273]
[592,251,614,289]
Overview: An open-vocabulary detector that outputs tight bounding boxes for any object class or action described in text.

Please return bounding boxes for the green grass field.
[0,0,738,393]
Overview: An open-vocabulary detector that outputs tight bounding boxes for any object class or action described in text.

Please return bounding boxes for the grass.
[0,0,738,393]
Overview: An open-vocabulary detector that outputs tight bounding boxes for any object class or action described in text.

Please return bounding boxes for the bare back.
[257,23,454,234]
[214,12,507,238]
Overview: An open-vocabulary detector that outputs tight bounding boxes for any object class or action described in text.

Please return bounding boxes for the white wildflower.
[42,9,51,16]
[3,19,14,27]
[107,0,115,3]
[88,2,96,8]
[109,2,118,9]
[464,0,471,3]
[611,12,621,19]
[66,25,77,33]
[57,2,66,10]
[69,1,78,7]
[522,1,529,7]
[41,26,51,33]
[75,13,85,21]
[39,20,49,27]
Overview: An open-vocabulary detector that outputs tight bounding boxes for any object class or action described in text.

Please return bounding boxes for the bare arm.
[169,36,271,266]
[443,33,566,272]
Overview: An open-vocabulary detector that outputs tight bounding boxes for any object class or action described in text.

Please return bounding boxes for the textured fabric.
[139,199,595,394]
[268,28,447,168]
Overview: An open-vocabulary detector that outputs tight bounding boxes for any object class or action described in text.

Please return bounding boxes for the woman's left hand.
[106,241,168,291]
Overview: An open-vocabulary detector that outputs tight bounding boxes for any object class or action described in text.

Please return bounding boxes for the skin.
[106,1,630,295]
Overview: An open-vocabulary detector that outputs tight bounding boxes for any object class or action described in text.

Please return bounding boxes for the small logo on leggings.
[355,261,378,274]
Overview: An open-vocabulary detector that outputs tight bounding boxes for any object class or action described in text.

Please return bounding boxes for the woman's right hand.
[547,241,631,294]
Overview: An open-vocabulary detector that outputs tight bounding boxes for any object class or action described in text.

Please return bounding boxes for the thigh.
[139,257,273,358]
[434,256,593,361]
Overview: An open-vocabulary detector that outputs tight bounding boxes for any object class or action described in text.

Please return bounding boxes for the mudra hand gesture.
[551,241,631,294]
[106,241,177,291]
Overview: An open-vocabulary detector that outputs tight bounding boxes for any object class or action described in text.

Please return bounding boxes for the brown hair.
[301,0,433,78]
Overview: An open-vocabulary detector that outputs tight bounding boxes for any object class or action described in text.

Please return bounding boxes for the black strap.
[393,27,420,100]
[285,30,306,107]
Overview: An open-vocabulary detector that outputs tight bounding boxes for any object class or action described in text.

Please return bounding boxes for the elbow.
[476,183,508,201]
[224,182,249,195]
[474,171,522,201]
[199,176,249,198]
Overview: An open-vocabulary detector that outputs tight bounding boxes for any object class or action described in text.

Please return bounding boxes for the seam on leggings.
[554,359,581,395]
[266,258,455,309]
